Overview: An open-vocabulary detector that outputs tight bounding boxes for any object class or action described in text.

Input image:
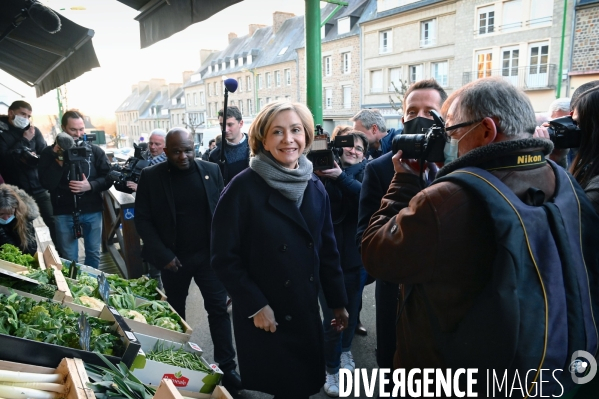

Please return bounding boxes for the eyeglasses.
[346,146,364,153]
[445,119,482,132]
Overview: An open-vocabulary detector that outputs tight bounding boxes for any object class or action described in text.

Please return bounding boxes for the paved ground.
[185,281,378,399]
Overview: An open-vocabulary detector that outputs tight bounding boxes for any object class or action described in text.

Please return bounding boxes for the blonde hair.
[331,125,352,140]
[0,185,31,251]
[248,101,315,156]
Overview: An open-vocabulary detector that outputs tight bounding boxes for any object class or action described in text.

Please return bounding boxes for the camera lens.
[392,134,426,159]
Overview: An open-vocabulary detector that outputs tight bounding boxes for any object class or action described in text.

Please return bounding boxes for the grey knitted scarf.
[250,150,313,207]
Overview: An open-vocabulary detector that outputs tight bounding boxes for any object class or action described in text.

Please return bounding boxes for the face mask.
[443,122,481,164]
[402,117,436,136]
[0,215,15,225]
[12,115,30,130]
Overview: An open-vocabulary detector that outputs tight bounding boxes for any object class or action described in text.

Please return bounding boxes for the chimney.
[182,71,194,83]
[273,11,295,34]
[228,32,238,43]
[149,78,166,92]
[199,49,217,65]
[249,24,266,36]
[131,84,138,92]
[138,81,150,92]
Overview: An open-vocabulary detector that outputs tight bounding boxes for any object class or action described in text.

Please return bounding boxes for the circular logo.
[569,350,597,384]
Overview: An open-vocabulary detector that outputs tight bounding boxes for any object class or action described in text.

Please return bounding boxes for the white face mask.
[443,122,481,163]
[12,115,30,130]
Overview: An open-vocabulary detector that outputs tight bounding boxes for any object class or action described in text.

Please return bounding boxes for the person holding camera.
[0,184,39,255]
[314,129,369,396]
[125,129,167,192]
[38,110,111,268]
[0,101,56,244]
[361,77,599,396]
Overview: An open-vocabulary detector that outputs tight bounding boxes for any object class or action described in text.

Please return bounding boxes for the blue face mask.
[0,215,15,225]
[443,122,482,163]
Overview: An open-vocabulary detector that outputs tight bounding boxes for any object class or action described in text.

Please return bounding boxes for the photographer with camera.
[123,129,167,192]
[314,129,369,396]
[361,77,599,396]
[0,101,56,244]
[38,110,112,268]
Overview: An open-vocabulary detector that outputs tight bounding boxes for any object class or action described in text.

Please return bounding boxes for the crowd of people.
[0,76,598,398]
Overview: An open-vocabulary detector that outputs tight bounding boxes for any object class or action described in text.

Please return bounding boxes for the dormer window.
[208,65,212,73]
[238,57,243,66]
[230,59,235,68]
[222,62,226,70]
[247,54,253,64]
[338,17,350,35]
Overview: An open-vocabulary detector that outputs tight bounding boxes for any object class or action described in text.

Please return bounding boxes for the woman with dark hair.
[569,86,599,214]
[211,101,348,398]
[0,184,39,255]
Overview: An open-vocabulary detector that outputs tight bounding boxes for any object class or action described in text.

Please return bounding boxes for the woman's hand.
[254,305,278,332]
[331,307,349,332]
[314,161,342,180]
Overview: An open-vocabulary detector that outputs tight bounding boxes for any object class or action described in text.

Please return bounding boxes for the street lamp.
[241,67,258,115]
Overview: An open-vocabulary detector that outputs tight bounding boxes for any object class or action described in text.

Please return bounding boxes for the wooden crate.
[43,245,62,270]
[153,379,233,399]
[0,358,96,399]
[0,259,71,303]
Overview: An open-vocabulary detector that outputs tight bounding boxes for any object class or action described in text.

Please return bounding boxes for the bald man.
[134,128,242,392]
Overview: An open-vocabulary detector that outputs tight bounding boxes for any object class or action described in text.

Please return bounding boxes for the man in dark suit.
[134,128,242,392]
[356,79,447,370]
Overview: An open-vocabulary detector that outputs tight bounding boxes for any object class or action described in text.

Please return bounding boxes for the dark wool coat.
[211,168,347,396]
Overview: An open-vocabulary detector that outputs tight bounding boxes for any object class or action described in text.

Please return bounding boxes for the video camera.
[66,134,96,162]
[547,115,581,149]
[13,146,39,167]
[392,110,447,163]
[107,143,150,194]
[307,124,355,170]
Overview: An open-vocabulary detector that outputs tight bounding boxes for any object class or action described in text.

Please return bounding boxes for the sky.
[0,0,310,118]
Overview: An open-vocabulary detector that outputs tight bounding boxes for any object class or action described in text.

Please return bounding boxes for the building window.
[259,98,265,109]
[502,0,523,32]
[478,5,495,35]
[527,42,549,87]
[266,72,272,88]
[530,0,553,26]
[501,46,520,86]
[388,67,402,91]
[338,17,350,35]
[238,77,243,92]
[420,19,436,47]
[285,69,291,85]
[343,86,351,109]
[266,97,272,104]
[431,62,448,87]
[193,93,197,105]
[379,30,391,54]
[323,56,332,77]
[248,99,253,114]
[476,50,493,79]
[409,65,422,83]
[342,52,351,74]
[246,75,252,91]
[187,94,191,104]
[238,100,244,115]
[275,70,281,87]
[200,92,205,105]
[258,74,263,90]
[214,82,219,96]
[371,70,383,93]
[325,88,333,109]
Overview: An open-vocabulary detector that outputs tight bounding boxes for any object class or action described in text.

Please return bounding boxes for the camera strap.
[477,151,546,171]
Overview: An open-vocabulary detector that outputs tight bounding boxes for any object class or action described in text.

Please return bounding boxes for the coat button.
[307,242,313,249]
[280,244,288,252]
[285,315,292,321]
[284,280,291,287]
[309,275,314,282]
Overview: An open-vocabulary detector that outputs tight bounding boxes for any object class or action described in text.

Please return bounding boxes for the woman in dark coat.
[0,184,39,255]
[211,101,348,398]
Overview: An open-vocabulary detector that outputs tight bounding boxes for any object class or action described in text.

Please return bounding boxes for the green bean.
[146,346,212,373]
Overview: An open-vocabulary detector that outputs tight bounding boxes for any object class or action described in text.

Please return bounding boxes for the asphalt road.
[185,280,378,399]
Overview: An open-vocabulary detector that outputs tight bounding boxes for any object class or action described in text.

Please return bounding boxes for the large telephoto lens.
[392,134,426,159]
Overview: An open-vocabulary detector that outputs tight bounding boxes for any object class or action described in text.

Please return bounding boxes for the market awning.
[0,0,100,97]
[116,0,244,48]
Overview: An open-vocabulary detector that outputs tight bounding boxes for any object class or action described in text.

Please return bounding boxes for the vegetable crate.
[130,335,222,394]
[0,288,141,369]
[154,379,232,399]
[0,259,72,303]
[0,357,95,399]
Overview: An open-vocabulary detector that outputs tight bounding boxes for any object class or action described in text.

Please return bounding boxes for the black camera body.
[108,144,150,194]
[308,125,355,170]
[13,146,39,167]
[66,134,96,162]
[392,110,447,162]
[547,116,581,149]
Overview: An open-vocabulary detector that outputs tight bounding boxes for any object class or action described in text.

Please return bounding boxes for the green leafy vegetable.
[0,244,35,267]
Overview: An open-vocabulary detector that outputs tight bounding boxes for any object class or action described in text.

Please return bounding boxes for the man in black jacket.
[135,128,242,392]
[0,101,56,243]
[209,106,249,184]
[38,110,111,267]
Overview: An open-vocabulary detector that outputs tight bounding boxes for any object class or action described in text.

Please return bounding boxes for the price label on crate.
[97,272,111,303]
[188,342,202,352]
[78,312,91,351]
[125,331,137,341]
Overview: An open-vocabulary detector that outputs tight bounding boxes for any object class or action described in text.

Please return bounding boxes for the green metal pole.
[305,0,322,125]
[556,0,568,98]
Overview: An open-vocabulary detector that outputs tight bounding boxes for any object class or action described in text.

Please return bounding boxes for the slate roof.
[321,0,372,43]
[115,85,154,114]
[166,87,186,110]
[362,0,446,22]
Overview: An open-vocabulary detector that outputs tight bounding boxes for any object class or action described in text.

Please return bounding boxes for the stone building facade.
[569,0,599,94]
